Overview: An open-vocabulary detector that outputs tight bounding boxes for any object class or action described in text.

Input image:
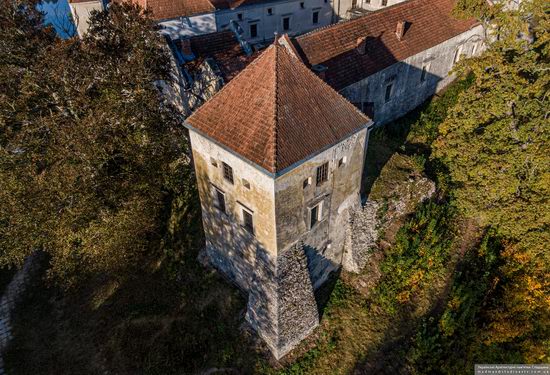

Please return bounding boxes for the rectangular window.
[381,0,387,5]
[338,157,346,167]
[242,178,250,189]
[267,7,273,15]
[352,0,357,8]
[222,162,234,184]
[283,17,290,31]
[215,188,226,213]
[453,46,462,64]
[242,209,254,234]
[316,162,328,185]
[420,65,428,82]
[384,83,393,103]
[250,23,258,38]
[300,2,305,8]
[303,177,311,189]
[237,13,243,21]
[312,10,319,24]
[310,202,322,229]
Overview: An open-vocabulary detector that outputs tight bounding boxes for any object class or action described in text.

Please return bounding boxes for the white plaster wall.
[189,130,277,256]
[340,25,485,125]
[331,0,407,20]
[216,0,333,43]
[159,13,217,39]
[69,0,104,37]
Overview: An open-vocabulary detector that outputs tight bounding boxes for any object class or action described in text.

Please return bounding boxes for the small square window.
[338,157,346,167]
[210,157,218,167]
[316,162,328,185]
[267,7,273,15]
[242,209,254,235]
[223,162,234,184]
[300,2,305,8]
[242,178,251,189]
[214,188,226,213]
[381,0,387,5]
[237,13,243,21]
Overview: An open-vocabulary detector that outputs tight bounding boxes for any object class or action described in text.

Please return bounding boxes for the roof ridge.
[273,45,280,172]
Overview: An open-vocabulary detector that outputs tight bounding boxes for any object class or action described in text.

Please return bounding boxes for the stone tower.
[185,43,373,359]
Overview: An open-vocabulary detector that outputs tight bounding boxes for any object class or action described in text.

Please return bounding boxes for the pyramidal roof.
[186,43,371,174]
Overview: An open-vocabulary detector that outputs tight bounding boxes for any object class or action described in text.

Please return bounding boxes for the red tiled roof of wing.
[186,44,370,173]
[179,31,260,82]
[294,0,479,90]
[120,0,216,20]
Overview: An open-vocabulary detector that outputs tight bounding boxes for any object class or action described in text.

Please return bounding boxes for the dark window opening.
[384,83,393,103]
[267,7,273,15]
[316,162,328,185]
[237,13,243,21]
[250,23,258,38]
[223,162,234,184]
[283,17,290,31]
[381,0,387,5]
[243,209,254,234]
[215,189,226,213]
[312,11,319,24]
[303,178,310,189]
[310,204,319,228]
[420,66,427,82]
[300,2,305,8]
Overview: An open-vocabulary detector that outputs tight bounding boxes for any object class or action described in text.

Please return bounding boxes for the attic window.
[267,7,273,15]
[300,2,305,8]
[237,13,243,21]
[356,36,367,55]
[396,20,407,40]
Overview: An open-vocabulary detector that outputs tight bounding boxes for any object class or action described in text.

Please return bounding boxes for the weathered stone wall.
[246,243,318,360]
[274,127,370,289]
[340,25,485,126]
[342,200,380,273]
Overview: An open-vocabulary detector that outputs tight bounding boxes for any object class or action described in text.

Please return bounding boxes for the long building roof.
[294,0,479,90]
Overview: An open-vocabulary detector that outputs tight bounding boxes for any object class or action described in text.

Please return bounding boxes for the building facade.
[185,44,372,358]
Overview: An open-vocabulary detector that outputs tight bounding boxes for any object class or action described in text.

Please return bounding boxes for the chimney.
[356,36,367,55]
[396,20,407,41]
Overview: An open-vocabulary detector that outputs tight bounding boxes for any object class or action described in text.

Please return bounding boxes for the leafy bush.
[373,200,455,314]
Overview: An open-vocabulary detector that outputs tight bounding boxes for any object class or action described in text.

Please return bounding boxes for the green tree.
[433,0,549,362]
[0,2,188,284]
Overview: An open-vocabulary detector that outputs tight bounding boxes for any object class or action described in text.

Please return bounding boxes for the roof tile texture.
[186,45,370,173]
[295,0,478,90]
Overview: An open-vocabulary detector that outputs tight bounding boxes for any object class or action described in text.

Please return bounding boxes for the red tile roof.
[179,31,260,82]
[294,0,479,90]
[186,44,371,173]
[121,0,216,20]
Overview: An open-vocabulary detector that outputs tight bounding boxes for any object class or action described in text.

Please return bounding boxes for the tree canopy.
[433,0,549,361]
[0,1,188,284]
